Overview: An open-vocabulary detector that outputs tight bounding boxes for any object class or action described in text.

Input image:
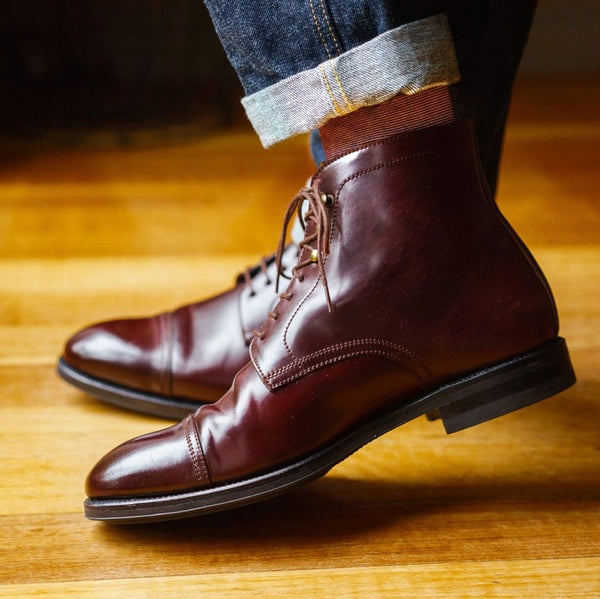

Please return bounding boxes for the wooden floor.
[1,79,599,597]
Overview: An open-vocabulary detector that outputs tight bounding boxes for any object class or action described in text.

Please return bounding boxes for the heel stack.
[439,337,575,434]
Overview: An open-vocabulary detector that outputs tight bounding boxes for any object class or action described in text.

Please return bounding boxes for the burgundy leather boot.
[58,244,298,419]
[84,121,575,522]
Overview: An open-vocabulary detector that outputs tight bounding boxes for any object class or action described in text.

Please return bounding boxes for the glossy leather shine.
[62,244,298,404]
[86,121,559,500]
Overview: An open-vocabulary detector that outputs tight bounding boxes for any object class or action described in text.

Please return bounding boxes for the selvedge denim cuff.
[242,14,460,147]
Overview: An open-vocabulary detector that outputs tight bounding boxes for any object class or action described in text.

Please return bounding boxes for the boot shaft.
[252,120,558,388]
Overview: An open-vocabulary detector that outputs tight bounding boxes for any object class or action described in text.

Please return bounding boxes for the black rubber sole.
[57,358,205,420]
[84,337,575,523]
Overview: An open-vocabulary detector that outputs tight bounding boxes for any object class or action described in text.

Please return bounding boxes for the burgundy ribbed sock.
[319,86,455,160]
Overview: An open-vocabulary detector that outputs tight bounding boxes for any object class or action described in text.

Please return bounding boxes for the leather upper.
[87,415,210,496]
[251,121,557,389]
[63,244,298,402]
[86,121,558,499]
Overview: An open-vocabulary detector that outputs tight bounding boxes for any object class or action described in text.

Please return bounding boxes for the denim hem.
[241,14,460,147]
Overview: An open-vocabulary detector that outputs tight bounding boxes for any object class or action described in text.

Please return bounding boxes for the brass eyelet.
[310,249,319,263]
[320,193,334,207]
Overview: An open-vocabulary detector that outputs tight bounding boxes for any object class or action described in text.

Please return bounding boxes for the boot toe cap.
[63,315,167,393]
[86,417,208,499]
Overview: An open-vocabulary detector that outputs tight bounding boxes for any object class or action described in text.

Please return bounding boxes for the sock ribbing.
[319,86,455,160]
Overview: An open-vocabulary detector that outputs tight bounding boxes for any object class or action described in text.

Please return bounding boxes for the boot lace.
[274,182,334,313]
[242,256,273,296]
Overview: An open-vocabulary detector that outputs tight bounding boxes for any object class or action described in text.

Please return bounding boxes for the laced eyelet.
[242,255,272,295]
[320,193,334,207]
[274,183,333,312]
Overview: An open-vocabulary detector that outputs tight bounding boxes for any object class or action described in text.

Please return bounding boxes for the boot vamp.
[63,314,172,395]
[170,286,252,399]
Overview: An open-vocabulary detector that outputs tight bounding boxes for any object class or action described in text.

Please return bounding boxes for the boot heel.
[425,409,441,421]
[438,337,575,434]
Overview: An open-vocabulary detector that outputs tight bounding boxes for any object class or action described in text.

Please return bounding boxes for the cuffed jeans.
[203,0,538,194]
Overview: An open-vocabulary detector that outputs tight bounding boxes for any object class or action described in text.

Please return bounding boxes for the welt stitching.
[266,338,431,380]
[308,0,332,58]
[271,350,424,387]
[189,416,211,485]
[184,417,204,482]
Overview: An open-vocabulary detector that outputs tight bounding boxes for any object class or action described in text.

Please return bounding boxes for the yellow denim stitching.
[308,0,332,59]
[331,62,353,111]
[320,64,343,115]
[318,0,342,55]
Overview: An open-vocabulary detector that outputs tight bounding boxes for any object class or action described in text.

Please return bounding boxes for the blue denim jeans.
[203,0,538,194]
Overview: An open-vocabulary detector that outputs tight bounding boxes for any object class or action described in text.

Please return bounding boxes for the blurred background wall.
[1,0,598,145]
[519,0,599,75]
[0,0,241,144]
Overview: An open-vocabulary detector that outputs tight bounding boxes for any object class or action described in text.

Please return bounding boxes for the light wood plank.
[0,79,598,597]
[0,347,597,518]
[0,247,597,365]
[1,558,599,598]
[1,502,599,585]
[0,255,257,365]
[0,135,314,259]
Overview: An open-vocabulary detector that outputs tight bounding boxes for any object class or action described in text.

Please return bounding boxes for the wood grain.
[0,79,598,596]
[1,559,599,599]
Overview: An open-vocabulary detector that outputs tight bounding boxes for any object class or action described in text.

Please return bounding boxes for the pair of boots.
[58,121,575,523]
